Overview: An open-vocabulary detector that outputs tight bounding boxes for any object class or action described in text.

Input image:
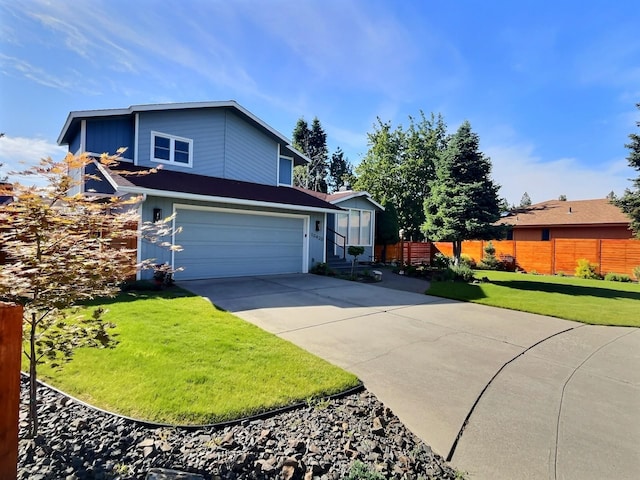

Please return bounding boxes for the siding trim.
[118,185,341,214]
[172,203,310,274]
[134,113,139,165]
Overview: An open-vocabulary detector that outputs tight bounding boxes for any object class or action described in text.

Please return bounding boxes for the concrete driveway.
[181,274,640,480]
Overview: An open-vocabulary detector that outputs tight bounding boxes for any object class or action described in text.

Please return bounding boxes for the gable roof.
[57,100,310,165]
[295,187,384,210]
[99,162,343,214]
[497,199,631,228]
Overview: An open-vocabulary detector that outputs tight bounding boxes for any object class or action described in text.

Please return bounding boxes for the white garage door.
[174,206,306,280]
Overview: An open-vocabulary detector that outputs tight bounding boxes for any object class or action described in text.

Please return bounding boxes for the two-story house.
[57,101,353,280]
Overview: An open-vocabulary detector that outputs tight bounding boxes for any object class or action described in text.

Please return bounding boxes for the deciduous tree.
[0,152,180,437]
[615,103,640,237]
[422,121,504,265]
[355,112,446,239]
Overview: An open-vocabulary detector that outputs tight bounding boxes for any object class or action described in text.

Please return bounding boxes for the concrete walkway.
[181,274,640,480]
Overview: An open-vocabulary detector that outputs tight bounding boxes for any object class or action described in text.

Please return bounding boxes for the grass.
[427,270,640,327]
[30,287,359,424]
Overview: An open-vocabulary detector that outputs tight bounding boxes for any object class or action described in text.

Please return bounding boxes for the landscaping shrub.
[310,262,335,276]
[432,252,451,269]
[477,241,500,270]
[460,253,476,268]
[634,265,640,281]
[434,264,475,282]
[575,259,601,279]
[604,272,632,282]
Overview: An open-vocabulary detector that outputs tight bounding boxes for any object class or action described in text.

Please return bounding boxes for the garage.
[173,205,307,280]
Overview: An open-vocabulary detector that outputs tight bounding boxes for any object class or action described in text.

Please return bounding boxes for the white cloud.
[486,142,634,206]
[0,135,67,182]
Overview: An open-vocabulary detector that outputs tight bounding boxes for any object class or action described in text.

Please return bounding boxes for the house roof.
[57,100,310,165]
[100,162,344,214]
[497,199,631,228]
[295,187,384,210]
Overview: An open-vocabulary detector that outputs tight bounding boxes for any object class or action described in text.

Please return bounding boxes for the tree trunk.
[452,240,462,266]
[29,313,38,438]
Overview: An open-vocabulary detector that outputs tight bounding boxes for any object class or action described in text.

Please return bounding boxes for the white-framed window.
[151,131,193,167]
[278,156,293,186]
[336,209,373,246]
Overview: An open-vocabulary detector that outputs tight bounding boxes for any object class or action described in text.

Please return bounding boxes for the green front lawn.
[427,270,640,327]
[32,288,359,424]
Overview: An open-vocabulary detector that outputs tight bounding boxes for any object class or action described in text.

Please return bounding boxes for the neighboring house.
[57,101,345,280]
[295,188,383,263]
[497,198,633,241]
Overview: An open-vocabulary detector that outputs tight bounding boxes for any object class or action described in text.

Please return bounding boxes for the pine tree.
[422,121,504,265]
[519,192,532,207]
[328,147,354,192]
[292,117,329,192]
[615,103,640,237]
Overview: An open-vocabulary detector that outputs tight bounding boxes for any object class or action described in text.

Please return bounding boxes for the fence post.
[0,302,22,480]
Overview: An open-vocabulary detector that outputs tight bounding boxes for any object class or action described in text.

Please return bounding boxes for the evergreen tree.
[558,194,567,201]
[519,192,532,207]
[328,147,354,192]
[606,191,616,201]
[422,121,504,265]
[615,102,640,237]
[292,117,329,192]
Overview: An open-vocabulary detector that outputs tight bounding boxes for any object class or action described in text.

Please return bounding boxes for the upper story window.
[278,156,293,186]
[151,131,193,167]
[541,228,550,241]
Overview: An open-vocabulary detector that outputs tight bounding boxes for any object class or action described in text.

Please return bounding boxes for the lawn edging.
[23,372,364,431]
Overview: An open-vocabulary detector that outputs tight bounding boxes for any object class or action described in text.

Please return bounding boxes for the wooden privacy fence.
[375,242,432,265]
[431,239,640,277]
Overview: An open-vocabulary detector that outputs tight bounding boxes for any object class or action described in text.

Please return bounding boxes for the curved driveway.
[181,274,640,480]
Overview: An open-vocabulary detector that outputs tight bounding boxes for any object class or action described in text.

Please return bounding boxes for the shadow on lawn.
[81,285,197,307]
[490,280,640,301]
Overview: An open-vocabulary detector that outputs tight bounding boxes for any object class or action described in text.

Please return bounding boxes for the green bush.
[434,264,475,282]
[346,461,385,480]
[432,252,451,269]
[460,253,476,268]
[634,266,640,281]
[477,241,500,270]
[604,272,632,282]
[575,259,601,279]
[310,262,334,276]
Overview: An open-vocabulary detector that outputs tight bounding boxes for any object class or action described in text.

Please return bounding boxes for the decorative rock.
[17,377,458,480]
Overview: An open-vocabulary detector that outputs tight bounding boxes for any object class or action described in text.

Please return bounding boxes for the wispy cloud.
[0,135,67,184]
[486,142,634,205]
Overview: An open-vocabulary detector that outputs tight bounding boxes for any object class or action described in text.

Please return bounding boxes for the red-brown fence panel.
[600,239,640,277]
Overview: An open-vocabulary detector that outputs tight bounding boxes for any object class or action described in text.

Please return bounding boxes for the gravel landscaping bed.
[18,378,459,480]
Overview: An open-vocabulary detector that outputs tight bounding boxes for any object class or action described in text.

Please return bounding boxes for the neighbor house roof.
[295,187,384,210]
[57,100,310,165]
[497,199,631,228]
[98,162,343,214]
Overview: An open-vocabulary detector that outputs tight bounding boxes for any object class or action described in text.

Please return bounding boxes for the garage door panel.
[174,208,305,280]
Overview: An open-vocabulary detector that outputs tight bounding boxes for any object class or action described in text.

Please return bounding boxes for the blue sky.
[0,0,638,205]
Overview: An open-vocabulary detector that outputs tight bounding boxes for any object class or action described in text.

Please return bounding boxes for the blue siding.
[309,212,325,265]
[137,110,225,176]
[334,196,377,210]
[224,111,278,185]
[69,128,81,154]
[86,117,134,157]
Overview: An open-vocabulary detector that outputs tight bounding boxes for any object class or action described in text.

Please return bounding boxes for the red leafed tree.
[0,151,180,437]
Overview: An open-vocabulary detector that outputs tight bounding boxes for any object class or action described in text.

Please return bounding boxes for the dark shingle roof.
[107,163,343,212]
